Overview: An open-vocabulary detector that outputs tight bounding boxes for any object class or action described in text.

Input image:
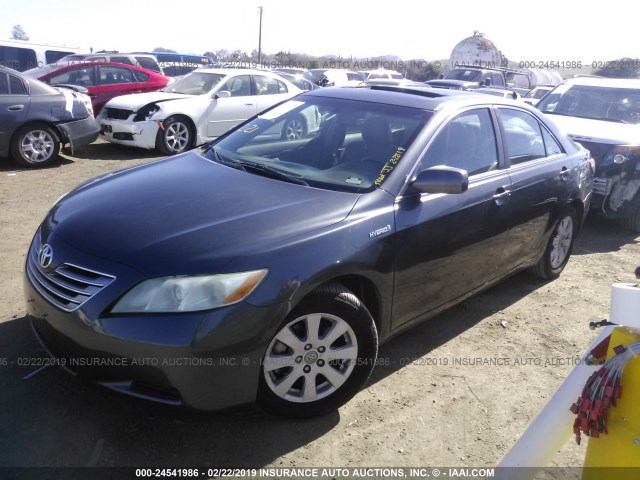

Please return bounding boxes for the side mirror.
[215,90,231,99]
[410,165,469,194]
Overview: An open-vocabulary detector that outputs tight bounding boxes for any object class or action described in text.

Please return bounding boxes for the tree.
[152,47,177,53]
[11,24,29,41]
[594,58,640,79]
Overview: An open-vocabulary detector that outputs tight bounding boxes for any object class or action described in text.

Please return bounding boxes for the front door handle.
[8,105,24,111]
[244,103,255,107]
[493,187,511,206]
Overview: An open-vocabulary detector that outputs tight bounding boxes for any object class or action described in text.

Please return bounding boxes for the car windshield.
[444,69,482,81]
[203,96,431,193]
[538,84,640,123]
[162,72,225,95]
[525,87,551,99]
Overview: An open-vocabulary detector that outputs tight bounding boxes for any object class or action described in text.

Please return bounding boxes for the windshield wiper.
[209,150,308,186]
[236,161,309,186]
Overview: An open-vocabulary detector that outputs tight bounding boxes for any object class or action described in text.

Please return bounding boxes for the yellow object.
[583,327,640,480]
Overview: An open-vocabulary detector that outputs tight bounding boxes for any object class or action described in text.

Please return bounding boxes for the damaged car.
[537,77,640,230]
[0,66,99,168]
[97,68,302,155]
[25,86,592,417]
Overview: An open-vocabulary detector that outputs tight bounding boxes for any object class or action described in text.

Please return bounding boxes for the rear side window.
[135,56,161,73]
[255,75,283,95]
[9,74,27,94]
[347,72,364,81]
[498,109,546,165]
[0,73,8,94]
[541,127,563,156]
[45,50,73,64]
[131,69,150,82]
[100,66,134,84]
[111,56,134,66]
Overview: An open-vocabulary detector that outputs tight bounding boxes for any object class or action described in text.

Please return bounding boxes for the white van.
[0,39,79,71]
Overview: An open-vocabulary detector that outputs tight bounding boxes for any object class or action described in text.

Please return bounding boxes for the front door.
[392,108,513,328]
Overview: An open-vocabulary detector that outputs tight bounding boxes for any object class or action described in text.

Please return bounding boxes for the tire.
[10,123,61,168]
[156,116,194,155]
[530,206,578,279]
[281,115,307,141]
[620,207,640,233]
[257,283,378,418]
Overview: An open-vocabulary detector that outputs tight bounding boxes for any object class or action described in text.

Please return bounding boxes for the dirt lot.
[1,141,639,475]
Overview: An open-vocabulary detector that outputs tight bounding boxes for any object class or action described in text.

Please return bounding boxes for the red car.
[24,62,170,115]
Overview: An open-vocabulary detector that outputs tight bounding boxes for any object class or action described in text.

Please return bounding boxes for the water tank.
[449,32,502,70]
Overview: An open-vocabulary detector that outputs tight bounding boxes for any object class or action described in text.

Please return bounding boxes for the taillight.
[587,155,596,175]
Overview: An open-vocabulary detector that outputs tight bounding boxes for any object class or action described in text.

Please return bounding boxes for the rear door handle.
[244,103,255,107]
[8,105,24,111]
[560,166,570,181]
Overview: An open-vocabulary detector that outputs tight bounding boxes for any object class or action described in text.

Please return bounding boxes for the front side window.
[498,109,546,165]
[48,66,95,86]
[110,56,134,66]
[135,57,161,72]
[422,108,498,175]
[206,97,431,193]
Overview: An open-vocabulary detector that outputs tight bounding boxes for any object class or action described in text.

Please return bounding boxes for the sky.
[1,0,637,64]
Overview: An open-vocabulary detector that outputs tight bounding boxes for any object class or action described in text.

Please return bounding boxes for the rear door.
[0,72,30,151]
[392,107,513,328]
[496,106,573,270]
[253,75,293,112]
[96,65,144,114]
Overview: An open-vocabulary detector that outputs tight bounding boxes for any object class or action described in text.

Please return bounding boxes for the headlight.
[134,104,160,122]
[111,269,268,313]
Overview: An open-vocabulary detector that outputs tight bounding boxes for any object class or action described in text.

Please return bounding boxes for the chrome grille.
[27,246,115,312]
[104,108,133,120]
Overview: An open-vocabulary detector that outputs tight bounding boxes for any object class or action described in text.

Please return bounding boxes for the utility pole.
[258,6,263,66]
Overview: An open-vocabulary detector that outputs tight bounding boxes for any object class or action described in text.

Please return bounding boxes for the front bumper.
[24,231,288,410]
[58,117,100,154]
[98,117,159,150]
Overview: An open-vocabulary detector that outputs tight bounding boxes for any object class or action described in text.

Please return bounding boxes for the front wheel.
[530,206,577,279]
[156,116,194,155]
[257,283,378,418]
[10,123,61,167]
[620,207,640,233]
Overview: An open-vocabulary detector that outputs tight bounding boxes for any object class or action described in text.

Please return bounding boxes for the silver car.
[0,66,99,168]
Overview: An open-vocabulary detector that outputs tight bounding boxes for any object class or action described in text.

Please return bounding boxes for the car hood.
[43,152,358,276]
[104,91,196,110]
[425,79,472,89]
[544,114,640,145]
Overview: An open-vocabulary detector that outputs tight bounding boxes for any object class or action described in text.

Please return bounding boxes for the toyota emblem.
[39,244,54,269]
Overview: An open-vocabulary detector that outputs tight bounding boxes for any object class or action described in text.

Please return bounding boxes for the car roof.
[190,68,285,76]
[562,77,640,88]
[302,85,530,110]
[24,61,163,78]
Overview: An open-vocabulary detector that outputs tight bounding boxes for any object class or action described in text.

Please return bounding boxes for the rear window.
[135,56,161,73]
